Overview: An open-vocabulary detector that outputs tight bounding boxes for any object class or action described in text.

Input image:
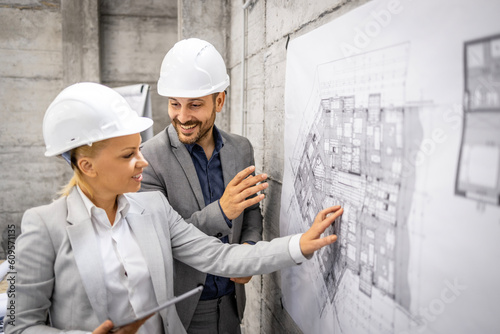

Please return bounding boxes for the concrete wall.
[0,0,65,258]
[0,0,177,257]
[179,0,371,332]
[100,0,177,134]
[177,0,231,131]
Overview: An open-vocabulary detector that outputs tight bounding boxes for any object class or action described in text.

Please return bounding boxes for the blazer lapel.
[168,125,205,208]
[65,189,109,324]
[127,204,168,306]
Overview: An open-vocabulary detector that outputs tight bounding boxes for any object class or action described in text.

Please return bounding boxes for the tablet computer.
[111,285,203,331]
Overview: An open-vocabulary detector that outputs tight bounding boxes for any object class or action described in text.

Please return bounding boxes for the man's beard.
[173,107,216,145]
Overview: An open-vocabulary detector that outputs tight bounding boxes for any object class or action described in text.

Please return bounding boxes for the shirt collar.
[76,185,130,219]
[184,125,224,154]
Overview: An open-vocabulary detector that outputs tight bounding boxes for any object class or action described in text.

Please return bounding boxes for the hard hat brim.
[157,76,229,98]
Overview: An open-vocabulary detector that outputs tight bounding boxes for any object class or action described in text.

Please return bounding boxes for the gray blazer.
[6,189,294,334]
[140,125,263,327]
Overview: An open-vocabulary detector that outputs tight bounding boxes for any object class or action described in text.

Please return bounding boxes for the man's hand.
[230,243,253,284]
[219,166,268,220]
[300,205,344,257]
[230,276,252,284]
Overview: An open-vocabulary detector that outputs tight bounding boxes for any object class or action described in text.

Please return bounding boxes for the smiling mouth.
[180,124,197,130]
[132,173,142,180]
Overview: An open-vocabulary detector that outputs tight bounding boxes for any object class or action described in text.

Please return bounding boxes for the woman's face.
[85,133,148,198]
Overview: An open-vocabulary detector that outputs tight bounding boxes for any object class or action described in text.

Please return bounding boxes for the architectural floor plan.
[282,43,421,333]
[456,34,500,205]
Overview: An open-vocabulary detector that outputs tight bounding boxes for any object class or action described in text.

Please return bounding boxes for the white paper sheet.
[280,1,500,333]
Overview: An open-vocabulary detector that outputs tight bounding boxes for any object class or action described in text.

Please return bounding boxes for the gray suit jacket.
[140,125,263,327]
[6,189,294,334]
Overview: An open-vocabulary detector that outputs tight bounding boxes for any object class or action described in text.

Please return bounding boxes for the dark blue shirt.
[184,126,235,300]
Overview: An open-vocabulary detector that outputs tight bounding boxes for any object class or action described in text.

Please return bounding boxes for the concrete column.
[178,0,230,130]
[178,0,228,52]
[62,0,100,86]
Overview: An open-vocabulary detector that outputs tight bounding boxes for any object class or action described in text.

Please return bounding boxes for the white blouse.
[77,187,163,334]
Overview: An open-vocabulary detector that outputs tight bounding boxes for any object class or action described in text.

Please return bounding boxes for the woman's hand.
[92,320,114,334]
[92,315,152,334]
[300,205,343,257]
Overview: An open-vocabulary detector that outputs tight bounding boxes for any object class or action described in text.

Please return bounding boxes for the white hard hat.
[157,38,230,98]
[43,82,153,157]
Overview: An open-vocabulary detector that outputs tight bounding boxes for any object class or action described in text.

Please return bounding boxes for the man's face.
[168,93,223,145]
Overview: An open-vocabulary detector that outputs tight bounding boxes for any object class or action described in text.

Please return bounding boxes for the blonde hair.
[59,140,109,198]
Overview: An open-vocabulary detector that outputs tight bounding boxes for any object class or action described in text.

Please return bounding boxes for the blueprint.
[280,1,500,333]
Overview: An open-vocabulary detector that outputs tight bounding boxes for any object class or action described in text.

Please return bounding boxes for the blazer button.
[216,233,222,238]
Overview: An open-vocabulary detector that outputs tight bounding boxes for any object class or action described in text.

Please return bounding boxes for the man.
[140,38,266,334]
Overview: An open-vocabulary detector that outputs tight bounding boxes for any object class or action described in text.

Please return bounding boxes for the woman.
[6,82,343,334]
